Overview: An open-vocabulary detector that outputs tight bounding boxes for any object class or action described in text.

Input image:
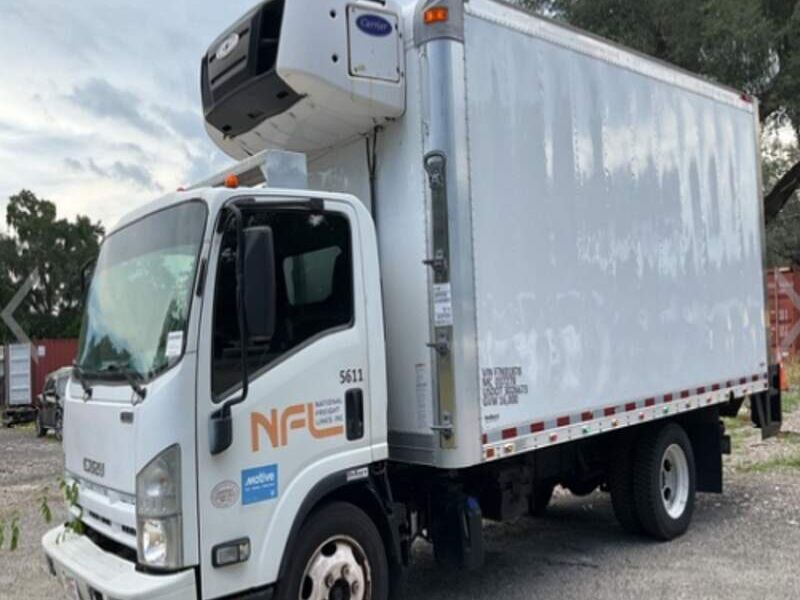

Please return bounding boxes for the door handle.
[345,389,364,441]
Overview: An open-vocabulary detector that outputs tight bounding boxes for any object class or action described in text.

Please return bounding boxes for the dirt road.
[2,402,799,599]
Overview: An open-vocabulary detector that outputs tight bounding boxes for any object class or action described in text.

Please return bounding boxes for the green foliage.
[59,478,84,538]
[764,135,800,266]
[0,190,104,342]
[10,517,19,551]
[739,451,800,472]
[40,489,53,525]
[0,515,20,551]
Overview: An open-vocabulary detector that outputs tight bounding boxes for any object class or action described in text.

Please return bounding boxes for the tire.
[54,409,63,442]
[35,413,48,438]
[633,423,696,541]
[528,482,555,517]
[608,434,644,534]
[274,502,389,600]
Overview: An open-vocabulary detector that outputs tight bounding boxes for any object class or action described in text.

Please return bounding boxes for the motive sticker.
[241,464,278,505]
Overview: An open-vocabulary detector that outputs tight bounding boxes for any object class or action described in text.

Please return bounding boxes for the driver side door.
[195,200,375,599]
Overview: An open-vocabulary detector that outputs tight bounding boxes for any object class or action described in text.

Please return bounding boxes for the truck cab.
[43,183,392,600]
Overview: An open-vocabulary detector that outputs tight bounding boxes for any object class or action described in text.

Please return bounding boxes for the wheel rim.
[660,443,690,519]
[299,535,372,600]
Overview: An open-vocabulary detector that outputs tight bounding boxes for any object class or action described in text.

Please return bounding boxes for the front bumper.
[42,526,196,600]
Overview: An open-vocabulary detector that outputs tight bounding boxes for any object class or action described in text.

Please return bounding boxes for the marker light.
[224,174,240,188]
[779,363,788,391]
[424,7,449,25]
[212,538,251,567]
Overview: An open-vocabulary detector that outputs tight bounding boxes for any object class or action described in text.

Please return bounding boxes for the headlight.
[136,445,182,569]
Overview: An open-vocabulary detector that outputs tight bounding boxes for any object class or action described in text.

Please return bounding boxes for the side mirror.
[209,221,276,457]
[243,226,276,340]
[80,258,96,296]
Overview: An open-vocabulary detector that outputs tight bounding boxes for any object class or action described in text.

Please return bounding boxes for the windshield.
[76,201,207,381]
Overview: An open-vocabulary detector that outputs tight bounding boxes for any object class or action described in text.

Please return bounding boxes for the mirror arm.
[79,257,97,296]
[209,204,250,455]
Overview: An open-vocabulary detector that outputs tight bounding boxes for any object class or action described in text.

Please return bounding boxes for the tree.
[764,130,800,265]
[0,190,104,342]
[519,0,800,231]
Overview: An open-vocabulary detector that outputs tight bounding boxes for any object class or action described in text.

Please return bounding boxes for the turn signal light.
[424,7,449,25]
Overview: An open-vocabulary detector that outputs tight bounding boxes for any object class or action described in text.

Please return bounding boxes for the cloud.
[0,0,259,230]
[62,157,162,191]
[68,78,160,135]
[153,105,206,142]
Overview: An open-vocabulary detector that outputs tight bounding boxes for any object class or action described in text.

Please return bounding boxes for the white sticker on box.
[433,283,453,327]
[166,331,184,358]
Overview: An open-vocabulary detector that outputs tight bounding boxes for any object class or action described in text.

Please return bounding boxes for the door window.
[211,209,353,398]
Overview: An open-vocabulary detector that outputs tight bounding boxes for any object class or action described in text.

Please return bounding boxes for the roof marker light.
[224,174,240,189]
[424,7,449,25]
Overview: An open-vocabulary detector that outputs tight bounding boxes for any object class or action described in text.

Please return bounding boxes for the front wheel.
[275,502,389,600]
[633,423,696,540]
[35,412,48,438]
[54,408,63,442]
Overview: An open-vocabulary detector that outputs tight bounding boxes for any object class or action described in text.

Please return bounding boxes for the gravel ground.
[1,405,799,600]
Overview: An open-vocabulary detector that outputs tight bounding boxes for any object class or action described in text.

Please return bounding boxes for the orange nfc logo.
[251,402,344,451]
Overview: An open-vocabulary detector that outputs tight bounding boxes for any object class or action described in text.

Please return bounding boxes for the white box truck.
[43,1,783,599]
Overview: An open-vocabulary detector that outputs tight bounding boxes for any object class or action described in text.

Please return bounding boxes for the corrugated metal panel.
[30,338,78,399]
[767,268,800,362]
[5,343,32,406]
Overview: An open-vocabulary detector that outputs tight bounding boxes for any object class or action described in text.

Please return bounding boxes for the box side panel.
[308,42,437,463]
[464,13,768,436]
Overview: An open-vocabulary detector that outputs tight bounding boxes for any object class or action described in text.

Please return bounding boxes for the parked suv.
[35,366,71,440]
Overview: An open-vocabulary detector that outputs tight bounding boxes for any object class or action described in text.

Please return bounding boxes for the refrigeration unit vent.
[201,0,406,158]
[201,0,301,139]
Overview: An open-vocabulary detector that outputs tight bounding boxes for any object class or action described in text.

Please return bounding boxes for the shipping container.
[767,267,800,362]
[31,338,79,399]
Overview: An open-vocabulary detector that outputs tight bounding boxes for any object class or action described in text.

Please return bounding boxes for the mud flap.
[751,365,782,440]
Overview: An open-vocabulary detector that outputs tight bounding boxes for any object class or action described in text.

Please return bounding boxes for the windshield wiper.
[72,364,94,399]
[105,364,147,403]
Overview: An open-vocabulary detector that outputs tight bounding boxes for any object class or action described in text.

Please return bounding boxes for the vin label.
[482,366,529,408]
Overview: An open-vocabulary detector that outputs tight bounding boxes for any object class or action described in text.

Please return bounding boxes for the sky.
[0,0,259,232]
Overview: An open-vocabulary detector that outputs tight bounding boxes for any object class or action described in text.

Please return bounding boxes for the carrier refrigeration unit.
[43,1,782,599]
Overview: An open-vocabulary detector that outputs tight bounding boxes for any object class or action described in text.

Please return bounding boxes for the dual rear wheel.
[609,422,696,540]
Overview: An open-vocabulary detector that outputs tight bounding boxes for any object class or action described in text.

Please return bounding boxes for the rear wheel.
[633,423,696,540]
[608,434,643,534]
[275,502,389,600]
[35,412,47,438]
[528,482,555,516]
